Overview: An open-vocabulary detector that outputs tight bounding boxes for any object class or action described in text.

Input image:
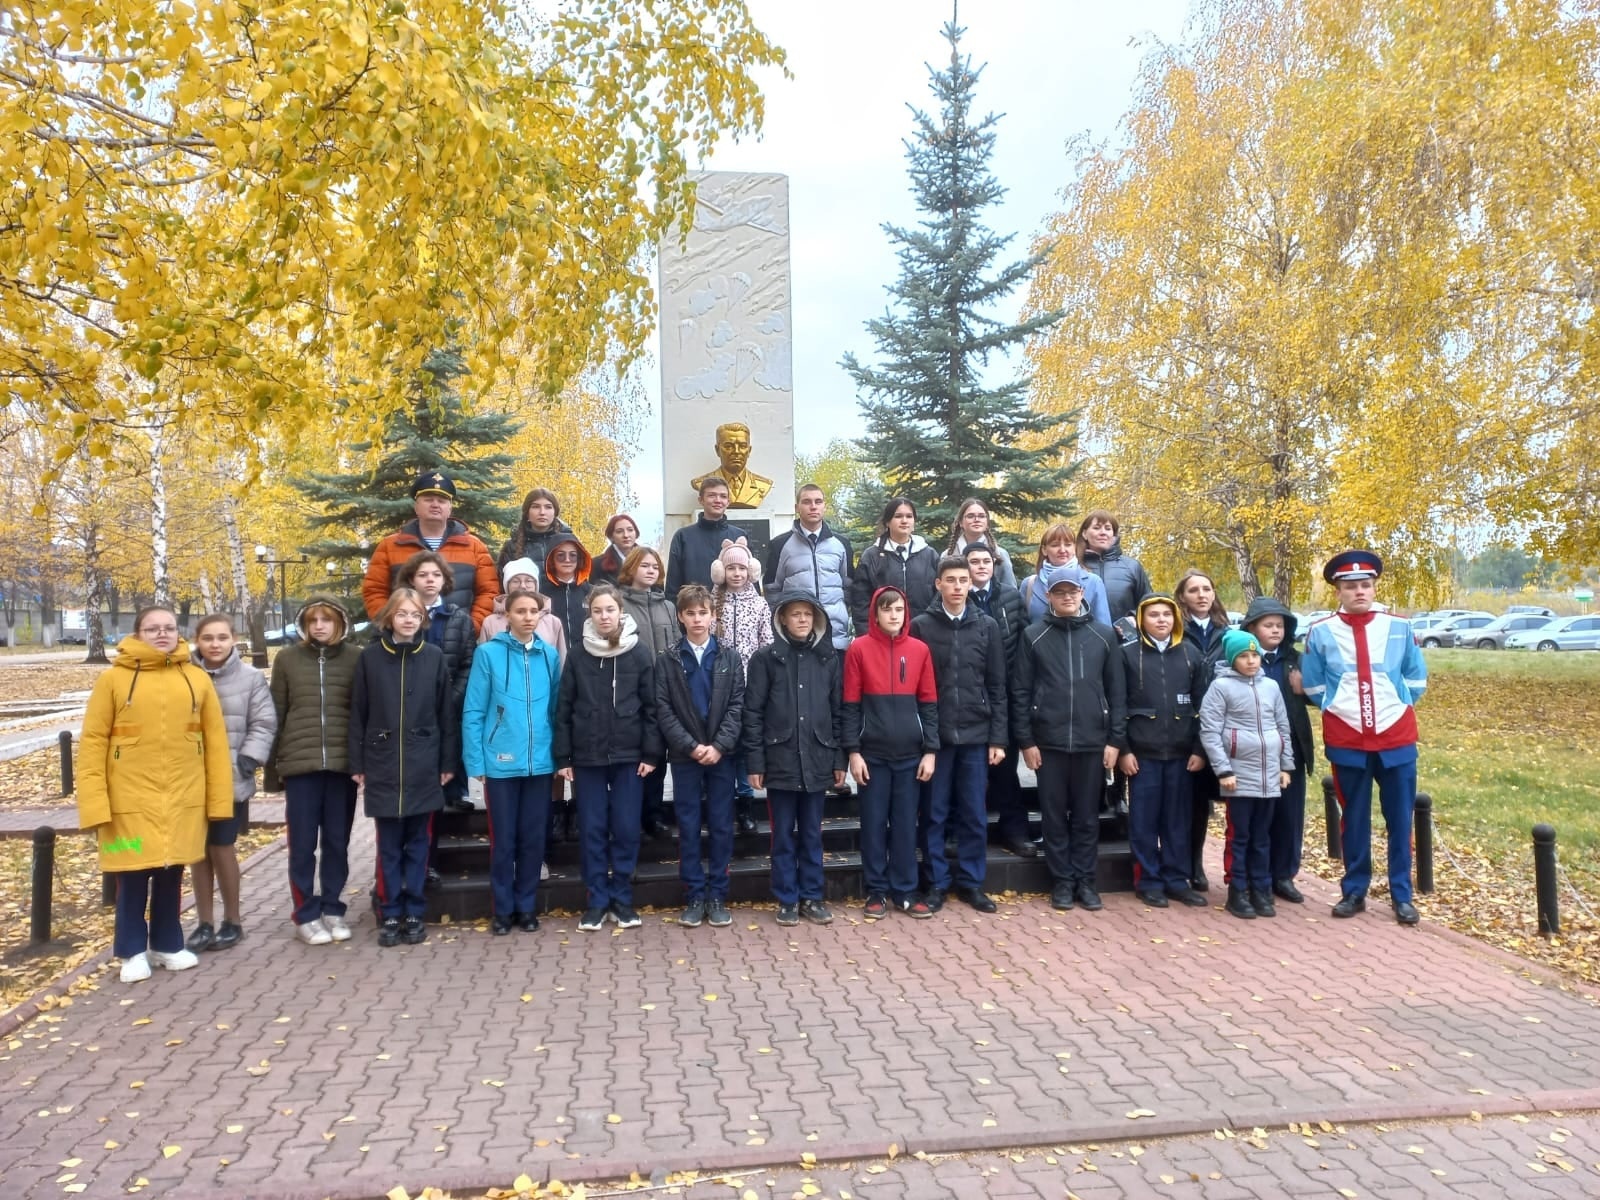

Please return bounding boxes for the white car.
[1505,615,1600,651]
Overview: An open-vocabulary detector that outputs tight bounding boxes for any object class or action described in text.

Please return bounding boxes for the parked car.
[1504,604,1557,618]
[1418,613,1495,648]
[1453,613,1556,649]
[1409,614,1457,644]
[1505,614,1600,651]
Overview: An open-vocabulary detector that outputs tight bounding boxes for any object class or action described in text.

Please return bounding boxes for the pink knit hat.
[709,538,752,586]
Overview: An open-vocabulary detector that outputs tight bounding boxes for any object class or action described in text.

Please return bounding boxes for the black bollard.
[102,873,117,907]
[30,826,55,944]
[1414,792,1434,895]
[1533,824,1560,936]
[1322,775,1342,860]
[58,731,74,796]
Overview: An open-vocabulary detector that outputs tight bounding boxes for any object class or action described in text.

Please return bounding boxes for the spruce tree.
[841,16,1076,547]
[294,347,521,563]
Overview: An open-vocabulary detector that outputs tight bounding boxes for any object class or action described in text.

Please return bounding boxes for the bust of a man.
[690,421,773,509]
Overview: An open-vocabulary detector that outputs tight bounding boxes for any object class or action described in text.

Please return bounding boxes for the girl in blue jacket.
[462,590,561,935]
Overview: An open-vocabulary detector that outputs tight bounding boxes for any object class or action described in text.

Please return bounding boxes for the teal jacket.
[462,632,560,779]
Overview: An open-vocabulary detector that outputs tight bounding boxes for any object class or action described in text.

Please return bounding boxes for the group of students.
[77,465,1422,985]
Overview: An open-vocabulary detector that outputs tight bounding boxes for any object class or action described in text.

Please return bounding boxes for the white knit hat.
[502,557,540,589]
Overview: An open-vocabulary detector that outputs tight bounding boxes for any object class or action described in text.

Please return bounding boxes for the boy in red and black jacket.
[842,585,940,919]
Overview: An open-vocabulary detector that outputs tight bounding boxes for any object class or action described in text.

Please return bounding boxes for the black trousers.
[1036,749,1105,887]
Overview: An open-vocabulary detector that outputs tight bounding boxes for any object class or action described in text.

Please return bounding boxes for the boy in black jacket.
[743,592,845,926]
[1010,567,1127,914]
[1118,594,1210,908]
[911,555,1008,914]
[656,585,746,929]
[1240,597,1315,904]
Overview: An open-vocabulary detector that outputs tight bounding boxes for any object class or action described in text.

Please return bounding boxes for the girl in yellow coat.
[77,606,234,983]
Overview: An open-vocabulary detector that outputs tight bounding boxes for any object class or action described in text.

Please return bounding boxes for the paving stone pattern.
[1,823,1598,1199]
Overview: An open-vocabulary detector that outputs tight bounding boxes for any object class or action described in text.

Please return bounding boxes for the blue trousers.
[919,744,989,893]
[374,813,433,920]
[1127,757,1193,895]
[575,764,643,909]
[767,789,825,905]
[1223,795,1275,891]
[1333,755,1417,905]
[672,758,737,902]
[858,757,920,901]
[1269,766,1307,882]
[114,865,185,958]
[485,775,550,918]
[284,770,358,924]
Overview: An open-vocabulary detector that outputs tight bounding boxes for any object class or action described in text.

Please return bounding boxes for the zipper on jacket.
[523,643,534,768]
[397,648,406,814]
[318,650,328,770]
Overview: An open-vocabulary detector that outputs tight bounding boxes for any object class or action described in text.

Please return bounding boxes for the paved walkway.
[1,828,1598,1199]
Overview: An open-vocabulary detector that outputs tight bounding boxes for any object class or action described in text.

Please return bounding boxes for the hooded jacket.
[656,634,746,763]
[1009,610,1127,754]
[193,646,278,804]
[1082,537,1153,625]
[269,596,360,778]
[910,600,1008,748]
[665,512,748,601]
[552,613,662,768]
[497,516,573,573]
[1198,663,1296,797]
[462,631,561,779]
[621,585,678,656]
[348,633,458,818]
[539,532,593,651]
[851,534,940,634]
[742,591,845,791]
[841,586,939,761]
[1239,596,1315,773]
[422,600,476,712]
[363,517,499,630]
[77,636,233,872]
[478,591,568,665]
[1118,595,1208,761]
[765,520,854,648]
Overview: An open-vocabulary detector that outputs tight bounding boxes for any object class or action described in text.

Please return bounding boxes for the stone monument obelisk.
[659,171,796,569]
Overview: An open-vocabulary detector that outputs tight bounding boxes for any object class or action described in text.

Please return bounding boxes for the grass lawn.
[1302,647,1600,984]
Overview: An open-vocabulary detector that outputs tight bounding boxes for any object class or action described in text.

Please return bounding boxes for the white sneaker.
[295,918,333,945]
[541,861,550,881]
[150,948,199,972]
[120,953,152,983]
[324,916,352,941]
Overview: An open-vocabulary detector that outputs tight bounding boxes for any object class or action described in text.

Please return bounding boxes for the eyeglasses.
[141,626,179,635]
[552,551,579,561]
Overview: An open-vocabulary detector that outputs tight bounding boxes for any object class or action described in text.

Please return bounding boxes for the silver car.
[1417,612,1495,648]
[1454,613,1557,649]
[1505,614,1600,651]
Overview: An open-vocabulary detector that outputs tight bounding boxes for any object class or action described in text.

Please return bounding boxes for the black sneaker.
[1075,884,1104,912]
[402,917,426,944]
[923,890,947,914]
[578,907,608,932]
[515,911,540,932]
[491,916,512,936]
[680,900,706,928]
[1050,885,1075,911]
[1139,890,1169,908]
[895,896,933,919]
[185,923,216,953]
[863,894,888,920]
[707,899,733,928]
[211,921,243,950]
[378,918,402,947]
[954,887,997,914]
[776,903,800,927]
[799,899,833,925]
[610,903,642,929]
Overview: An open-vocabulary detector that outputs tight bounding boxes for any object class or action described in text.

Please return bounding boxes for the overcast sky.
[627,0,1192,535]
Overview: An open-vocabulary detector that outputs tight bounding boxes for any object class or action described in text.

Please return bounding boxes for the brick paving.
[1,824,1598,1199]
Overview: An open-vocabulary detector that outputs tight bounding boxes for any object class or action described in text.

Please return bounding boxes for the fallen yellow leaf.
[162,1146,181,1159]
[512,1174,536,1193]
[226,1125,243,1134]
[606,1114,622,1124]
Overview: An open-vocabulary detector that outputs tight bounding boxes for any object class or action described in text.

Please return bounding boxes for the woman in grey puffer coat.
[1198,629,1294,920]
[188,616,278,951]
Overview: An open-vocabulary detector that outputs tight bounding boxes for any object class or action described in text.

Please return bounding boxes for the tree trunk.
[149,429,171,606]
[84,523,108,665]
[198,567,216,614]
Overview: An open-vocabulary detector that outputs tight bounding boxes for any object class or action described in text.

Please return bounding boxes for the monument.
[659,171,796,565]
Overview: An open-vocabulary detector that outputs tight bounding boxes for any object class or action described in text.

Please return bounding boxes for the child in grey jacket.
[1200,629,1294,921]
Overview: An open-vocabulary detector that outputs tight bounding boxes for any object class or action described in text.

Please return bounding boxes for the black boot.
[1225,886,1256,919]
[1248,888,1276,918]
[736,798,758,836]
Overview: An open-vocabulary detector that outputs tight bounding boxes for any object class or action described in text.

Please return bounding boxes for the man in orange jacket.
[362,471,499,631]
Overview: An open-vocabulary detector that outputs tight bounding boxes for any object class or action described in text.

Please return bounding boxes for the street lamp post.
[254,546,309,655]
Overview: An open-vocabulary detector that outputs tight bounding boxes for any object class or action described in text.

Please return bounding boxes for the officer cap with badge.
[1322,550,1383,584]
[412,470,456,500]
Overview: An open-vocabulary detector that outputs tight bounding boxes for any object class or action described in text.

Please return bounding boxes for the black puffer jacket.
[1239,597,1315,773]
[1010,612,1127,754]
[1119,600,1209,761]
[425,603,476,711]
[269,595,359,778]
[497,518,574,572]
[656,638,746,763]
[742,592,845,792]
[552,623,661,768]
[910,604,1008,747]
[1082,538,1153,624]
[968,581,1027,666]
[851,536,940,633]
[348,635,458,818]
